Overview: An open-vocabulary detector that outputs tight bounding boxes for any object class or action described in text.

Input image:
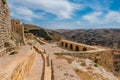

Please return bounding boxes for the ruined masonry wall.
[55,50,114,72]
[0,0,11,55]
[11,19,25,45]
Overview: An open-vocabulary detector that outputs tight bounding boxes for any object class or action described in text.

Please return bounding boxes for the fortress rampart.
[55,40,115,72]
[0,0,11,55]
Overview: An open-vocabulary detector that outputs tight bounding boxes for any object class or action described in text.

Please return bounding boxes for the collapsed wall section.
[0,0,11,55]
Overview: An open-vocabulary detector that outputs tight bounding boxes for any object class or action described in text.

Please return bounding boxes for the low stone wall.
[0,47,36,80]
[55,49,114,72]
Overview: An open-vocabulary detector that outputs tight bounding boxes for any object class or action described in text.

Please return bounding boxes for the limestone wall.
[0,0,11,54]
[114,54,120,73]
[55,49,114,72]
[60,40,97,51]
[11,19,25,45]
[0,47,36,80]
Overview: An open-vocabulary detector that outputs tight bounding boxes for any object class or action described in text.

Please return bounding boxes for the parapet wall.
[55,49,114,72]
[0,0,11,55]
[0,47,36,80]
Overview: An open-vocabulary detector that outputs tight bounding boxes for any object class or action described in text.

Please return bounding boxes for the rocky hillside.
[23,23,120,49]
[54,29,120,49]
[23,24,61,41]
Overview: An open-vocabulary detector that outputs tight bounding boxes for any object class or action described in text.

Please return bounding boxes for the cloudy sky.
[8,0,120,29]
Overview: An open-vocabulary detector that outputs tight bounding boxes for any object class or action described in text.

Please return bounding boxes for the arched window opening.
[83,47,87,51]
[61,42,64,46]
[75,46,79,51]
[70,44,73,50]
[65,43,68,48]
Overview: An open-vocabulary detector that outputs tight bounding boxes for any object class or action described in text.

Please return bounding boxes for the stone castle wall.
[0,0,11,55]
[11,19,25,45]
[114,54,120,73]
[60,40,97,51]
[55,50,114,72]
[57,40,115,72]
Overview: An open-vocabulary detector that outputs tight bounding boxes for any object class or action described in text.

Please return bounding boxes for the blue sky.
[8,0,120,29]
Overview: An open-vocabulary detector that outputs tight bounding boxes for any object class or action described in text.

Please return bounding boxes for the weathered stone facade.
[57,40,115,72]
[60,40,97,51]
[114,54,120,73]
[11,19,25,45]
[0,0,11,55]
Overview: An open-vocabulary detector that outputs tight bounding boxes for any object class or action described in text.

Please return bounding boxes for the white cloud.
[8,0,81,20]
[8,1,42,21]
[81,0,112,11]
[76,21,81,24]
[83,11,103,23]
[105,11,120,23]
[82,11,120,24]
[13,7,41,21]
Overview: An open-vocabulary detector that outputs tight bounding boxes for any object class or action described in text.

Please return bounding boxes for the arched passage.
[75,46,79,51]
[65,43,68,48]
[82,47,87,51]
[70,44,73,50]
[61,42,64,46]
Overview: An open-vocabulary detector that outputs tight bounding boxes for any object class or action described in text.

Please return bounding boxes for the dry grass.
[74,68,108,80]
[80,62,86,66]
[56,55,73,64]
[87,66,93,70]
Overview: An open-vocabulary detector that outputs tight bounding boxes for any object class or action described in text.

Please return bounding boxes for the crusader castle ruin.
[0,0,120,80]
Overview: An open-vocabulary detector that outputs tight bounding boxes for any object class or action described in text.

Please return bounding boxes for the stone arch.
[65,43,68,48]
[82,47,87,51]
[95,59,98,63]
[75,46,79,51]
[70,44,73,50]
[61,42,64,46]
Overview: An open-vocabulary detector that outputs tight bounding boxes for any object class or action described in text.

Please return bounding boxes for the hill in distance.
[23,23,120,49]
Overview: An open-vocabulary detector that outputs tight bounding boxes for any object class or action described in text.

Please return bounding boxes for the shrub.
[2,0,7,4]
[94,63,99,67]
[9,51,17,55]
[80,62,86,66]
